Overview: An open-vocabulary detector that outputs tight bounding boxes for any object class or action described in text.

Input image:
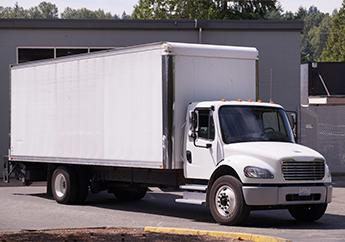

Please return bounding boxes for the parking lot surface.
[0,182,344,242]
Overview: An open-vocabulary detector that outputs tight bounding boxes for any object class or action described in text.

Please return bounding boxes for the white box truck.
[4,42,332,225]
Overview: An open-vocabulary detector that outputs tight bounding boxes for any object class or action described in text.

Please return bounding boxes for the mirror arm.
[193,137,212,149]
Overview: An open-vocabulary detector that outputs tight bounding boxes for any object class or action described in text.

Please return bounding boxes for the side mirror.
[189,111,198,139]
[189,109,213,149]
[287,111,298,141]
[191,111,198,131]
[288,112,296,129]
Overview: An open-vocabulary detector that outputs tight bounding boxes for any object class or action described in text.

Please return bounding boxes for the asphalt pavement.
[0,181,344,242]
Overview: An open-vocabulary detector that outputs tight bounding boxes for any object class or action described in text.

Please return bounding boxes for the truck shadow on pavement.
[23,190,345,230]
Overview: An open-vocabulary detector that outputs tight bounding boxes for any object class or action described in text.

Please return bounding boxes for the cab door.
[185,108,219,179]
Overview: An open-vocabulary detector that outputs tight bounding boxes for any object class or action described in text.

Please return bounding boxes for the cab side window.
[198,110,215,140]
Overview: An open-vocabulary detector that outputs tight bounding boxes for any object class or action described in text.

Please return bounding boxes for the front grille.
[282,160,325,181]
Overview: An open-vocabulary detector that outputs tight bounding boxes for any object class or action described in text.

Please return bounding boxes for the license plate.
[298,187,312,196]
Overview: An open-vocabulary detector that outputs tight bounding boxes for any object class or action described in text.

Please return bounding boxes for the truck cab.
[179,100,332,225]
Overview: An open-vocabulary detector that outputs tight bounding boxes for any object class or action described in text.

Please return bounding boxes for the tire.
[51,166,78,204]
[288,203,327,222]
[113,186,147,201]
[209,175,250,225]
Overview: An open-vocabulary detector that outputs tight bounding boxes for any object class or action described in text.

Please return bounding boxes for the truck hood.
[224,142,324,162]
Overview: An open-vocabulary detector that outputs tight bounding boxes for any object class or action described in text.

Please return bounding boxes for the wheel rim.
[54,173,67,198]
[215,185,236,217]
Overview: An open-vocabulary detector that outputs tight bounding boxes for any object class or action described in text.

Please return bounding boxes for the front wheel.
[209,175,250,225]
[288,203,327,222]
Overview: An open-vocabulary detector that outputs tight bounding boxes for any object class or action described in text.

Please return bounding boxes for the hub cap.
[54,173,67,198]
[215,185,236,217]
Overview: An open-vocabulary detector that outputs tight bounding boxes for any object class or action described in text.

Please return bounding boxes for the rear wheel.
[209,175,250,225]
[113,186,147,201]
[51,166,78,204]
[288,203,327,222]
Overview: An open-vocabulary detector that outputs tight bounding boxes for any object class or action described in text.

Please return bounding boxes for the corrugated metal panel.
[301,105,345,174]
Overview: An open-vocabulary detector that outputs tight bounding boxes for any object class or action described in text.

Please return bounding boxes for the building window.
[17,47,114,64]
[18,48,54,63]
[90,48,110,52]
[56,48,88,57]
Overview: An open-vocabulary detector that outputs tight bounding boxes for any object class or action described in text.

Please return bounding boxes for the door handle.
[186,151,192,163]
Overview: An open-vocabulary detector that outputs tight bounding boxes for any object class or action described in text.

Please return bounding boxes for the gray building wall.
[301,105,345,174]
[300,62,345,174]
[0,19,302,176]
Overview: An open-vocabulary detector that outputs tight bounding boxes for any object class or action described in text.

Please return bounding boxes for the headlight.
[244,166,274,179]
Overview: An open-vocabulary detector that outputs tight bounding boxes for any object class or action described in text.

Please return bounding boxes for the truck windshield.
[219,106,294,144]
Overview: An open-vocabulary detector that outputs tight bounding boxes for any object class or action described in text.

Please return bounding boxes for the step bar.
[179,184,207,191]
[175,184,207,205]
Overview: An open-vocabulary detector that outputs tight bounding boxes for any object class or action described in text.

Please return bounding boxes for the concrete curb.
[144,226,291,242]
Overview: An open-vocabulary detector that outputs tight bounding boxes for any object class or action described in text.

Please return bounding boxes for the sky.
[1,0,343,16]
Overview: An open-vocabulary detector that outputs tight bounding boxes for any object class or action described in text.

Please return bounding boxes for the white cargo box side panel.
[11,49,164,168]
[173,55,257,168]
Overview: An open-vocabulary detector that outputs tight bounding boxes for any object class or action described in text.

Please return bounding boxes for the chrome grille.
[282,160,325,181]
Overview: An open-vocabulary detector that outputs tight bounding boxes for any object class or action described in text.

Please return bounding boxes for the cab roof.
[190,100,284,110]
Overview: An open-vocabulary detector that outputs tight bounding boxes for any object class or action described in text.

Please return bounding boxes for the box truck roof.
[163,42,258,60]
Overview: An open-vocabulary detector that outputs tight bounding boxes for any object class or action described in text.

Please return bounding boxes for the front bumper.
[242,184,332,206]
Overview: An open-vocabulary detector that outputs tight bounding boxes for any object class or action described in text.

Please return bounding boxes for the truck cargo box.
[10,42,258,169]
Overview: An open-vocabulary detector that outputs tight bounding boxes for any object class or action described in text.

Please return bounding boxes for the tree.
[28,2,58,19]
[309,15,332,61]
[0,2,121,19]
[282,11,295,20]
[294,6,307,20]
[214,0,280,20]
[293,6,328,62]
[121,11,131,19]
[132,0,214,20]
[0,3,29,18]
[321,0,345,61]
[132,0,280,20]
[61,7,115,19]
[264,9,282,20]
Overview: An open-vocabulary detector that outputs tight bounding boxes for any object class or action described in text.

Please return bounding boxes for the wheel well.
[206,165,241,207]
